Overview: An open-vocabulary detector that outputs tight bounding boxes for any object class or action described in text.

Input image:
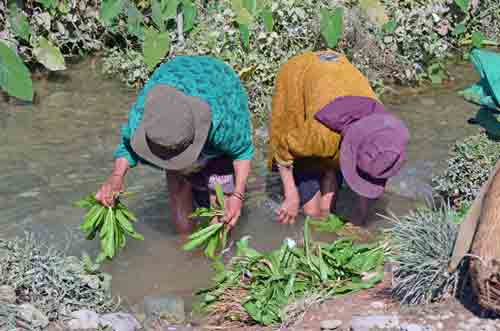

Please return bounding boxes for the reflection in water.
[0,58,480,307]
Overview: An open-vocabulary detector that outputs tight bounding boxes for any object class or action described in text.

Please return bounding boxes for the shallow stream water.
[0,58,482,309]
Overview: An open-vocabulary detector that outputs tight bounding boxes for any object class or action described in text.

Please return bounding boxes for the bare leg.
[166,171,194,235]
[303,191,322,218]
[319,170,339,218]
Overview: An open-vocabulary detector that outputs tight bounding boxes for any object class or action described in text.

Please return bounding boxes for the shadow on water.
[0,57,483,308]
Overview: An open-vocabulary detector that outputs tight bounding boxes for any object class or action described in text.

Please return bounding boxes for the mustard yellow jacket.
[268,51,378,171]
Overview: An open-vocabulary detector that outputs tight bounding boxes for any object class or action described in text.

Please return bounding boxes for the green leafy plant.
[0,41,33,101]
[196,217,387,326]
[320,7,344,49]
[75,192,144,263]
[182,183,230,259]
[231,0,274,49]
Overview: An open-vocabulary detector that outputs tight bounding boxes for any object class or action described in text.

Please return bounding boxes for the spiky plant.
[382,203,462,305]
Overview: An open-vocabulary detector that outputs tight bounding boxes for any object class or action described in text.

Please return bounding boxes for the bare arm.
[111,157,130,177]
[277,164,300,224]
[225,159,251,228]
[233,159,251,197]
[96,157,130,206]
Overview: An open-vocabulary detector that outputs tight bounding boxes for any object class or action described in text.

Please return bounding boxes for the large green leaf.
[452,22,466,36]
[0,41,33,101]
[231,0,244,14]
[243,0,257,14]
[126,4,145,39]
[239,24,250,50]
[320,7,343,49]
[143,27,171,70]
[151,0,166,31]
[260,8,273,32]
[33,37,66,71]
[455,0,469,13]
[472,31,485,49]
[162,0,179,19]
[181,0,197,33]
[8,5,32,42]
[235,7,253,25]
[100,0,125,27]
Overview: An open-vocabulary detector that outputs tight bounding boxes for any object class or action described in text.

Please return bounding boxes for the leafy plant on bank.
[196,218,387,326]
[432,133,500,209]
[1,0,104,101]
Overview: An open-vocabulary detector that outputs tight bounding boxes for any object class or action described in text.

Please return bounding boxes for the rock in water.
[17,304,49,328]
[143,295,185,323]
[100,313,141,331]
[0,285,16,304]
[320,319,343,330]
[67,310,100,329]
[351,314,400,331]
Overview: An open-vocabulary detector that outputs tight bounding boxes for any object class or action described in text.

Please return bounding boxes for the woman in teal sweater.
[96,56,254,234]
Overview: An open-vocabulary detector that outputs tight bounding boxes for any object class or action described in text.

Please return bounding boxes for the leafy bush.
[2,0,103,64]
[98,0,499,119]
[432,133,500,208]
[384,203,462,305]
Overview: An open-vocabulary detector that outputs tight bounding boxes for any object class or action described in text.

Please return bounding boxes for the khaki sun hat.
[131,85,211,170]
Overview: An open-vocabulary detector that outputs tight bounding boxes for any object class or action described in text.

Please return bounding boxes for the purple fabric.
[314,96,386,134]
[339,113,410,199]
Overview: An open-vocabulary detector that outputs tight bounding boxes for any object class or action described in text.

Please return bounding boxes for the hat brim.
[131,85,211,171]
[340,113,409,199]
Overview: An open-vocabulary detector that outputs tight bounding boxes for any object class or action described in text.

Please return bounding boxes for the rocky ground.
[38,273,500,331]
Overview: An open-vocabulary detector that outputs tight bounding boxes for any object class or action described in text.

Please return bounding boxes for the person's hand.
[223,194,243,229]
[96,174,124,207]
[278,193,300,224]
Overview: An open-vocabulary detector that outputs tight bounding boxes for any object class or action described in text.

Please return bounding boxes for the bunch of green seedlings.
[183,184,230,259]
[383,203,462,305]
[75,192,144,263]
[196,218,388,326]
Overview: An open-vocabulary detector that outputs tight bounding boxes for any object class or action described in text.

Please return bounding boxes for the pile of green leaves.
[196,218,386,326]
[183,184,230,259]
[75,193,144,263]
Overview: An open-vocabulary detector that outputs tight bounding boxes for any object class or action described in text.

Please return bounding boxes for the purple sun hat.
[339,113,410,199]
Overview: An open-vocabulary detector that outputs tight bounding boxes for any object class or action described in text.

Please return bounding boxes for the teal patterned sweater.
[114,56,255,168]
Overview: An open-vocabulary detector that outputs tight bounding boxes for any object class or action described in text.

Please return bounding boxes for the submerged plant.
[75,192,144,263]
[383,203,461,305]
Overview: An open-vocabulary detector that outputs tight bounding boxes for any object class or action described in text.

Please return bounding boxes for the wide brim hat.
[131,85,211,171]
[340,113,410,199]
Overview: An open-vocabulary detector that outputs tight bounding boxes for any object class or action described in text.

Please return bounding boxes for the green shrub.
[432,133,500,208]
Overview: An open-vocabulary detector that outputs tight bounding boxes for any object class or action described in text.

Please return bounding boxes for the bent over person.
[269,51,410,225]
[96,56,254,234]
